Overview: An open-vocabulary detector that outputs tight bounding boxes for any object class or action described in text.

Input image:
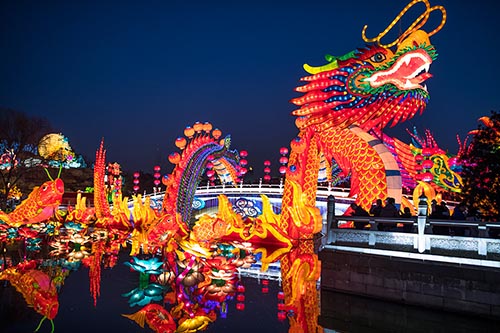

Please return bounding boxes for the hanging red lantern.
[277,311,287,321]
[279,166,287,174]
[264,167,271,174]
[415,154,423,163]
[133,172,140,178]
[193,122,203,133]
[279,156,288,165]
[133,185,139,192]
[262,279,269,286]
[236,294,245,302]
[239,150,248,158]
[262,287,269,294]
[237,285,245,293]
[168,152,181,165]
[239,167,247,175]
[277,291,284,300]
[240,159,248,166]
[162,174,169,186]
[153,165,161,172]
[206,162,214,169]
[154,179,161,186]
[236,303,245,311]
[206,170,215,178]
[421,147,432,156]
[279,147,289,155]
[154,172,161,179]
[263,160,271,166]
[202,122,212,133]
[277,303,285,311]
[422,159,434,169]
[263,175,271,181]
[422,172,434,182]
[133,179,140,185]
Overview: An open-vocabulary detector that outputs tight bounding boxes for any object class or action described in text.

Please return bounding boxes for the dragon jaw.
[363,49,432,91]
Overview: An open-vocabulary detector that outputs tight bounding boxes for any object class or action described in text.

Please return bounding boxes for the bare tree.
[0,109,53,211]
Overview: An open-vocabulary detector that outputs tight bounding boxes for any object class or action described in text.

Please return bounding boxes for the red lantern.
[279,166,287,174]
[239,150,248,158]
[264,167,271,174]
[236,294,245,302]
[193,122,203,133]
[236,303,245,311]
[277,303,285,311]
[240,159,248,166]
[277,311,287,321]
[277,291,284,300]
[153,165,161,172]
[133,172,140,178]
[422,172,433,182]
[415,154,423,163]
[206,170,215,178]
[263,160,271,166]
[239,167,247,175]
[422,147,432,156]
[263,175,271,181]
[415,164,423,171]
[133,179,140,185]
[262,287,269,294]
[422,159,433,169]
[279,147,289,155]
[262,279,269,286]
[133,185,139,192]
[206,162,213,169]
[162,174,170,186]
[237,285,245,293]
[154,172,161,179]
[279,156,288,165]
[154,179,160,186]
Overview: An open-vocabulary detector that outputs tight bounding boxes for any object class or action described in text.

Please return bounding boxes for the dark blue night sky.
[1,0,499,173]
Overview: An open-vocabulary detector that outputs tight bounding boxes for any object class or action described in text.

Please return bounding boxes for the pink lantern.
[206,162,214,169]
[422,159,434,169]
[133,179,140,185]
[422,147,432,156]
[279,156,288,165]
[240,167,247,175]
[422,172,434,182]
[279,147,289,155]
[133,172,140,178]
[264,167,271,174]
[263,174,271,181]
[133,185,139,192]
[206,170,215,178]
[154,172,161,179]
[279,166,287,174]
[154,179,161,186]
[239,150,248,158]
[263,160,271,166]
[240,159,248,166]
[153,165,161,172]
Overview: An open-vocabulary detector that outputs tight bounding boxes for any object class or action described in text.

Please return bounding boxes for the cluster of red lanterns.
[235,283,246,311]
[205,155,216,185]
[263,161,271,182]
[132,172,140,193]
[278,147,289,176]
[153,165,161,189]
[261,279,269,293]
[414,148,435,182]
[277,291,287,321]
[238,150,248,181]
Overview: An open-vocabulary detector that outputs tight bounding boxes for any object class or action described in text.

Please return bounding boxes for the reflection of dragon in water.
[278,1,448,331]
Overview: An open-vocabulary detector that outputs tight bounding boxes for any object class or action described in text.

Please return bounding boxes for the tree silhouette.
[0,109,53,211]
[459,110,500,220]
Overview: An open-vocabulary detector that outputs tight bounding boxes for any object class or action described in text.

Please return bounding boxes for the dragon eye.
[370,52,386,63]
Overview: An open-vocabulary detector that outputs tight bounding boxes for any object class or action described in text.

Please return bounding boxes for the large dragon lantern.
[289,0,447,212]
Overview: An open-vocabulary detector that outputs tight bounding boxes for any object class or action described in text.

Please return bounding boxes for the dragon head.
[292,0,446,132]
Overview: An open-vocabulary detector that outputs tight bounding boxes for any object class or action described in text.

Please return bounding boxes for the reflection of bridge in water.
[141,183,500,321]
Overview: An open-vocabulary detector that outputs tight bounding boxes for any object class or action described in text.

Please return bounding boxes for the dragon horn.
[362,0,447,48]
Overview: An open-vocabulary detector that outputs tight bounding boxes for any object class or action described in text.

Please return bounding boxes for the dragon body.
[276,1,447,331]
